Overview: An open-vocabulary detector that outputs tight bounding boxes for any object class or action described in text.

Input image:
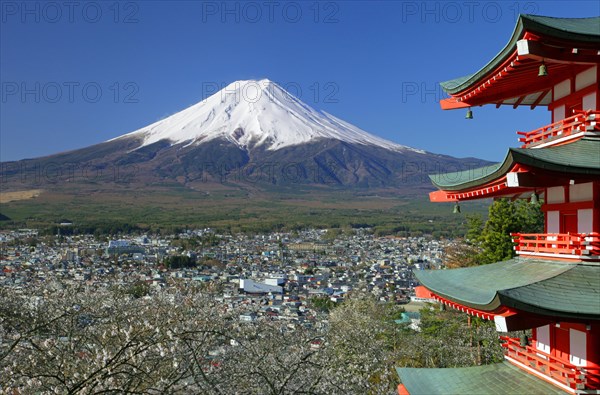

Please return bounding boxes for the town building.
[397,14,600,395]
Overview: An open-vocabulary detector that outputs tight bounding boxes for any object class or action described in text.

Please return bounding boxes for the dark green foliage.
[310,297,336,312]
[170,237,198,249]
[1,186,490,236]
[43,222,149,236]
[164,255,196,269]
[466,198,543,264]
[481,199,519,263]
[465,215,484,244]
[124,281,151,298]
[514,198,545,233]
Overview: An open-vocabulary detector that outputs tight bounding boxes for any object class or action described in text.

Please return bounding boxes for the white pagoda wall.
[550,65,598,122]
[544,182,599,234]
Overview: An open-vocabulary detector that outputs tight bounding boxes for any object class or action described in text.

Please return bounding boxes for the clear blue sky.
[1,0,598,162]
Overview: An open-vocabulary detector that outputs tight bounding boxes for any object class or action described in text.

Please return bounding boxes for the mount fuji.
[113,79,422,154]
[1,79,488,191]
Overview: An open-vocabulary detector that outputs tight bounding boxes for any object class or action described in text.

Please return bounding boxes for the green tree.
[479,199,519,263]
[310,297,336,313]
[447,198,543,267]
[476,198,543,264]
[514,198,544,233]
[465,215,484,244]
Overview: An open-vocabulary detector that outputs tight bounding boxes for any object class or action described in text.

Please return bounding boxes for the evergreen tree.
[479,198,543,264]
[449,198,544,266]
[480,199,519,263]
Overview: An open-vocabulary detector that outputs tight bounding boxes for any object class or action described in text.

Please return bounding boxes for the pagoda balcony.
[500,336,600,392]
[517,110,599,149]
[512,233,600,261]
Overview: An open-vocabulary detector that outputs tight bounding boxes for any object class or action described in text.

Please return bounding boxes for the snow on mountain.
[113,79,425,154]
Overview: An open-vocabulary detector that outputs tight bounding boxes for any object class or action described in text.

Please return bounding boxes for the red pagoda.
[397,14,600,395]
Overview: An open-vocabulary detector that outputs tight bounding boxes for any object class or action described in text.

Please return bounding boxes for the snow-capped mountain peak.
[114,79,424,154]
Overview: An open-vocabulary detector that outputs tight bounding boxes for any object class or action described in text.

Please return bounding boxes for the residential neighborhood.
[0,227,448,327]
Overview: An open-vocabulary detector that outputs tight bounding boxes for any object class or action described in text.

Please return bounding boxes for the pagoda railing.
[511,232,600,260]
[517,110,600,148]
[500,336,600,391]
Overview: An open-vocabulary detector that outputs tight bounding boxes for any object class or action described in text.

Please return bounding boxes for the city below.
[1,227,444,322]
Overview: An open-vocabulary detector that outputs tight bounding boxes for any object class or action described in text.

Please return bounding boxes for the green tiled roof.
[395,312,421,325]
[522,15,600,40]
[429,163,504,190]
[414,258,600,319]
[397,361,566,395]
[441,15,600,94]
[414,258,569,309]
[511,138,600,172]
[500,265,600,320]
[430,138,600,190]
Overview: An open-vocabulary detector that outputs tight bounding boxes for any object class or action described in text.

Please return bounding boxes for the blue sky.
[1,0,598,162]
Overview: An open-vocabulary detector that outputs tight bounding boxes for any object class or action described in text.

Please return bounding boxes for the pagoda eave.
[429,162,535,202]
[429,138,600,202]
[431,292,560,332]
[430,293,503,320]
[440,15,600,105]
[413,259,600,323]
[429,184,532,203]
[429,169,583,203]
[517,38,600,65]
[438,16,600,111]
[441,60,594,110]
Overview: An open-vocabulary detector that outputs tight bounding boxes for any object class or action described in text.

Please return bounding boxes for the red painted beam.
[439,97,471,110]
[446,62,590,110]
[429,190,455,203]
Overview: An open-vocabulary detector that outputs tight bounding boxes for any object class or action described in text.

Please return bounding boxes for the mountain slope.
[1,79,490,191]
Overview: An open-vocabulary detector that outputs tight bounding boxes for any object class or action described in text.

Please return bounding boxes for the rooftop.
[397,361,566,395]
[413,258,600,320]
[429,137,600,193]
[439,14,600,110]
[441,15,600,95]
